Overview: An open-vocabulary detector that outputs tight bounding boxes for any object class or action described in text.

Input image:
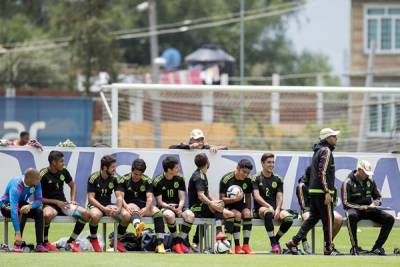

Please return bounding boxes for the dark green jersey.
[153,173,186,206]
[219,171,252,208]
[252,172,283,210]
[188,169,208,207]
[117,173,153,207]
[87,171,119,206]
[40,167,73,202]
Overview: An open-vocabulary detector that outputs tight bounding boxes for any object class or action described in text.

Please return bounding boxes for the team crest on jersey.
[30,187,35,193]
[272,181,277,189]
[108,182,114,189]
[140,185,146,192]
[367,181,371,187]
[242,183,247,190]
[60,175,65,181]
[174,182,179,189]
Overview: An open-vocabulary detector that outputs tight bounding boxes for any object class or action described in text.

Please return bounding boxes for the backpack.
[141,228,174,252]
[108,232,142,251]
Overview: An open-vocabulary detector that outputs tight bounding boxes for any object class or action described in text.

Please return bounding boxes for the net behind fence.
[95,85,400,153]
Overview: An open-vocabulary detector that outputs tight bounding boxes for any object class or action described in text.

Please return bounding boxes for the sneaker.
[116,240,127,253]
[35,244,49,253]
[285,241,300,255]
[191,243,200,253]
[90,238,102,252]
[324,247,341,256]
[172,243,184,254]
[235,245,244,254]
[216,232,226,241]
[155,243,166,254]
[12,244,23,253]
[180,242,190,253]
[44,242,59,252]
[67,240,80,252]
[370,247,386,256]
[135,222,145,238]
[302,241,312,254]
[271,243,282,254]
[241,244,253,254]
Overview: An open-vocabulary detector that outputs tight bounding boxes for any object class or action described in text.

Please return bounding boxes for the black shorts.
[0,202,30,218]
[190,203,215,218]
[126,201,146,209]
[226,202,247,212]
[44,204,66,216]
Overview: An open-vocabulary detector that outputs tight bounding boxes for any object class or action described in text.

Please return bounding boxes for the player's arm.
[371,180,382,206]
[220,193,240,205]
[9,187,22,234]
[67,180,77,203]
[318,148,331,193]
[341,179,366,210]
[253,189,272,209]
[155,194,170,209]
[115,190,124,213]
[244,193,251,209]
[32,183,43,209]
[88,192,107,212]
[178,190,185,210]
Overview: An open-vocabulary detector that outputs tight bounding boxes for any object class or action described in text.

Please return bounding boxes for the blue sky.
[286,0,350,74]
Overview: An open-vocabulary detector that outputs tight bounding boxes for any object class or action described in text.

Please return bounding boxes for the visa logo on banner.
[0,147,399,215]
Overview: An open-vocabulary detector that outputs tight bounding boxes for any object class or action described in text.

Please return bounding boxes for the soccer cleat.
[216,232,226,241]
[90,238,102,252]
[135,222,145,238]
[285,241,300,255]
[271,243,282,254]
[370,247,386,256]
[302,241,312,254]
[191,243,200,253]
[12,244,23,253]
[35,244,49,253]
[155,243,166,254]
[241,244,253,254]
[44,242,59,252]
[180,242,190,253]
[324,247,341,256]
[172,243,184,254]
[116,240,127,253]
[67,240,80,252]
[235,245,244,254]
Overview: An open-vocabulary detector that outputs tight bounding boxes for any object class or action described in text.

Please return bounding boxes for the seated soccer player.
[0,168,48,252]
[188,153,235,250]
[153,156,194,254]
[219,159,253,254]
[296,166,343,254]
[342,160,394,256]
[41,150,92,252]
[117,158,166,253]
[87,155,131,252]
[252,153,294,254]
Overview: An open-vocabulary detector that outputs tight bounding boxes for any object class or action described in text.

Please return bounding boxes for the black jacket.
[341,170,381,210]
[309,141,336,194]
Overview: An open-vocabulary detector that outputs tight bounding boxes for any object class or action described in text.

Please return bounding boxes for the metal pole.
[316,74,324,126]
[149,0,161,148]
[357,41,376,152]
[111,86,119,148]
[271,73,280,125]
[239,0,245,149]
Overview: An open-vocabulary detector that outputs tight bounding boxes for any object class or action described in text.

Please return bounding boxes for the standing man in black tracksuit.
[287,128,341,255]
[342,159,394,256]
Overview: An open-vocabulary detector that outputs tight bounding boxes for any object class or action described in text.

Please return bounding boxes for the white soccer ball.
[227,185,243,198]
[214,239,230,254]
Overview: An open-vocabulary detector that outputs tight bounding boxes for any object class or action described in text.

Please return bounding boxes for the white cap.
[357,160,374,177]
[190,129,205,139]
[319,128,340,140]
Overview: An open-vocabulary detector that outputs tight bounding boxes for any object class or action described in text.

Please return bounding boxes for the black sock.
[168,222,177,238]
[89,223,98,239]
[68,219,86,243]
[44,224,50,243]
[276,218,293,242]
[153,211,165,235]
[131,212,141,226]
[33,208,44,245]
[234,220,241,246]
[215,212,223,233]
[264,212,276,245]
[117,224,128,239]
[225,217,234,241]
[179,220,192,241]
[242,218,252,245]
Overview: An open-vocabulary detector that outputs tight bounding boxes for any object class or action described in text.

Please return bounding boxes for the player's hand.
[372,200,381,207]
[57,201,69,210]
[139,207,150,217]
[235,191,244,202]
[14,232,23,245]
[324,193,332,205]
[175,206,183,217]
[103,206,114,216]
[360,205,369,210]
[20,204,31,214]
[210,146,218,153]
[127,206,136,215]
[69,201,78,206]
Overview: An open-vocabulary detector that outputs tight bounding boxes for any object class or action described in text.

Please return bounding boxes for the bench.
[2,216,399,253]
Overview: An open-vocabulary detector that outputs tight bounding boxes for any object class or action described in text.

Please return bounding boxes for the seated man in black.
[342,160,395,256]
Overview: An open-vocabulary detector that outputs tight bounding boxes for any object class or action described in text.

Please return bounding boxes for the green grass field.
[0,224,399,266]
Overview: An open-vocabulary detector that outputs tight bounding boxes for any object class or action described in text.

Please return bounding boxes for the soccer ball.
[214,239,230,254]
[227,185,243,198]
